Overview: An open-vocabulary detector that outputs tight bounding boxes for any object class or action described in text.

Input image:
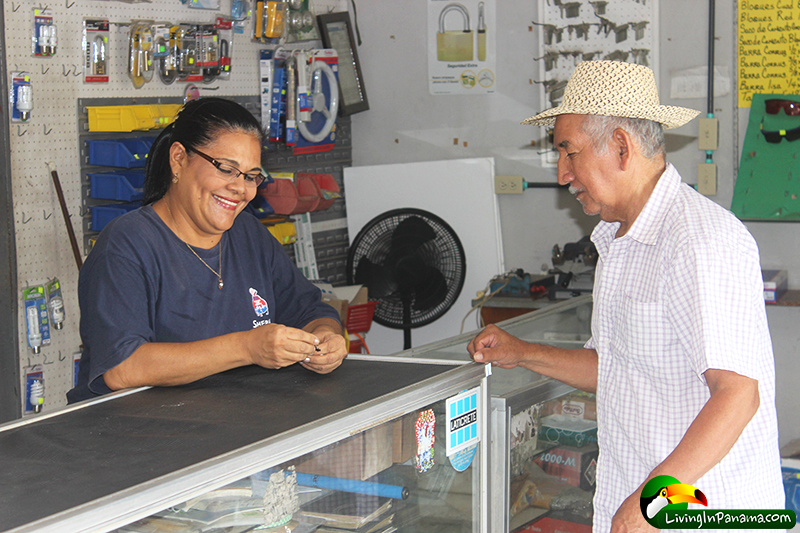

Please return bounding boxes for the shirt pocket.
[613,294,670,375]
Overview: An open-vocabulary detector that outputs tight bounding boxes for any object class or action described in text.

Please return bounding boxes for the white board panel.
[344,157,504,355]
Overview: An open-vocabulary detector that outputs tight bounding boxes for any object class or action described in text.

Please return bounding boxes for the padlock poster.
[428,0,497,95]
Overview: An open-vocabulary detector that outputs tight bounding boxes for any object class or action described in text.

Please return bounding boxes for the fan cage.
[347,209,467,329]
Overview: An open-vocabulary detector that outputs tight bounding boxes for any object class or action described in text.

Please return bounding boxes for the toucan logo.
[640,475,708,527]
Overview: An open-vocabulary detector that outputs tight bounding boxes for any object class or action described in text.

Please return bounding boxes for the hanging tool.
[47,162,83,270]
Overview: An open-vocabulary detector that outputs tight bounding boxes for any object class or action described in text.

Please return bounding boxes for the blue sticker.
[449,444,477,472]
[446,386,480,456]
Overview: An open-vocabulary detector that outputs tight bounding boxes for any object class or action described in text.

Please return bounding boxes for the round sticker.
[449,444,477,472]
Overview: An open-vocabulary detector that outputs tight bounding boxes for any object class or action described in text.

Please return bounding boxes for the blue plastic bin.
[89,170,146,201]
[783,463,800,523]
[86,137,154,168]
[90,203,140,232]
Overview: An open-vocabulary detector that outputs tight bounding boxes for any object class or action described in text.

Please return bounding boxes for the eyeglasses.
[760,122,800,143]
[765,99,800,116]
[186,146,267,187]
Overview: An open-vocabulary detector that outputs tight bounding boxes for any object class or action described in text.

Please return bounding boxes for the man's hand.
[467,324,529,368]
[611,490,657,533]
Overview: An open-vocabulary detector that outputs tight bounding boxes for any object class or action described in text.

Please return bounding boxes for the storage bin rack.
[79,97,183,253]
[82,137,153,236]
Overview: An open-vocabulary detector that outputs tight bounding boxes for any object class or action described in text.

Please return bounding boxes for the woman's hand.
[301,329,347,374]
[248,323,323,370]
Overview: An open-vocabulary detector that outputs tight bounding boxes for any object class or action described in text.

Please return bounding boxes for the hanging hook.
[62,64,72,77]
[79,206,90,217]
[12,3,21,12]
[41,65,50,75]
[17,125,27,136]
[43,124,52,135]
[72,65,83,77]
[43,210,52,220]
[22,213,32,224]
[66,0,75,7]
[59,351,66,362]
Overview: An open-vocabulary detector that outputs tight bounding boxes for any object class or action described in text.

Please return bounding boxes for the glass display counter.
[0,360,490,533]
[367,295,594,532]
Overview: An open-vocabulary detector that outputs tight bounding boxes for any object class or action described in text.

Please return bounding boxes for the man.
[468,61,784,532]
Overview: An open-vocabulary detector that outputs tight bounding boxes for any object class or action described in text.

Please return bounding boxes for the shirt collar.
[591,163,680,253]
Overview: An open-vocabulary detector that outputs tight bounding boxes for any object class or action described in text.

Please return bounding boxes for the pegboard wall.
[4,0,350,417]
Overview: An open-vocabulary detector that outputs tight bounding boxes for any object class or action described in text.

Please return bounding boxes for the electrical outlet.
[698,118,719,151]
[495,175,524,194]
[697,163,717,196]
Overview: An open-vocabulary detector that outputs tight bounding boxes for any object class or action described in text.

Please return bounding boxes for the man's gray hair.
[580,115,666,160]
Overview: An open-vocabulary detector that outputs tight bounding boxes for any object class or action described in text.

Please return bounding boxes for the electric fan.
[347,208,467,350]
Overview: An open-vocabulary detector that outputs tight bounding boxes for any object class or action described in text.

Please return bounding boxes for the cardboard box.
[539,415,597,448]
[763,269,788,303]
[541,395,597,421]
[295,424,393,481]
[314,283,369,323]
[533,443,598,491]
[392,412,417,464]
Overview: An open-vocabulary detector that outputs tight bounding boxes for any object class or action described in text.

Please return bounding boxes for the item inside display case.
[114,396,482,532]
[509,389,598,532]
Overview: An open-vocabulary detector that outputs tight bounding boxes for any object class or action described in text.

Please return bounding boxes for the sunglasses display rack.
[731,93,800,221]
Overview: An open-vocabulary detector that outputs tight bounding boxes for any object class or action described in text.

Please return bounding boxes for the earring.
[172,173,179,183]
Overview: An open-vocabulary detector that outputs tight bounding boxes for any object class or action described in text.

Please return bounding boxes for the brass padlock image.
[437,3,473,62]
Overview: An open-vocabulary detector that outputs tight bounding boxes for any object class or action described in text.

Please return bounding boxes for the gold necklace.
[164,199,224,290]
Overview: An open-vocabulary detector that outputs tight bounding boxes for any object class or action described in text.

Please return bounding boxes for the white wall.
[347,0,799,447]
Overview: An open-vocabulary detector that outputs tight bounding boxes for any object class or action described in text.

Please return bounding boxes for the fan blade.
[412,266,449,311]
[391,216,436,254]
[354,257,396,298]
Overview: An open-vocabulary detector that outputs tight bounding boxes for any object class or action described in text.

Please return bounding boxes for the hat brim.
[522,104,700,130]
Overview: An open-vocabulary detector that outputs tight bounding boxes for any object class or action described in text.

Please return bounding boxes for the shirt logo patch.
[249,288,269,317]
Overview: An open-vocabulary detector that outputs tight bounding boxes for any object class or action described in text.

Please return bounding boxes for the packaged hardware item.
[83,19,110,83]
[510,463,593,520]
[32,8,57,57]
[10,72,33,122]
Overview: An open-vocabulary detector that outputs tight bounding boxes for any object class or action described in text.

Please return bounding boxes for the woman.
[68,98,346,403]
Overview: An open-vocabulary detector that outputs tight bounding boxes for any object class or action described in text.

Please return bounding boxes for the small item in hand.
[314,345,321,352]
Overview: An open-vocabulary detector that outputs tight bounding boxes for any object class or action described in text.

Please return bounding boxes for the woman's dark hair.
[143,97,263,205]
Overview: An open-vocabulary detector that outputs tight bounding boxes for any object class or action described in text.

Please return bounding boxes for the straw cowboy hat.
[522,60,700,130]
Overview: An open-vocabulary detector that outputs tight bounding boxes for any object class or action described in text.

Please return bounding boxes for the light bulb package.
[10,72,33,122]
[25,366,45,415]
[32,7,57,57]
[23,285,50,354]
[46,278,66,331]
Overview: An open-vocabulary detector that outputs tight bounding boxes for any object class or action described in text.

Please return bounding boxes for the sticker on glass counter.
[446,386,480,457]
[449,443,477,472]
[415,409,436,473]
